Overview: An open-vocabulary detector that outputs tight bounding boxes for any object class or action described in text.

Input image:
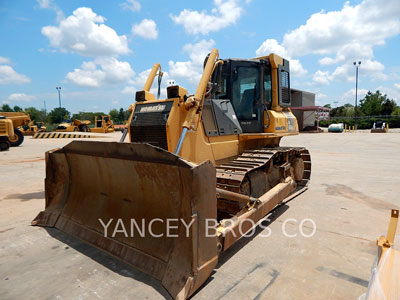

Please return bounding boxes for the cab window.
[264,69,272,109]
[231,67,259,120]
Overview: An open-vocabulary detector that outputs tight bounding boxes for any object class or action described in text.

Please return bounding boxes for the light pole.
[353,61,361,125]
[56,86,62,108]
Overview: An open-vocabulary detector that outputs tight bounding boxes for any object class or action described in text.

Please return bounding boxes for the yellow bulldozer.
[90,114,115,133]
[0,112,30,147]
[55,119,91,132]
[33,49,311,299]
[19,121,47,136]
[0,116,15,151]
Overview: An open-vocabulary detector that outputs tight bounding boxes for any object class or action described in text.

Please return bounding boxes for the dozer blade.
[32,141,218,300]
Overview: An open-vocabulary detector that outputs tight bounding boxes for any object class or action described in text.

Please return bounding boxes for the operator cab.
[211,59,274,133]
[205,57,290,135]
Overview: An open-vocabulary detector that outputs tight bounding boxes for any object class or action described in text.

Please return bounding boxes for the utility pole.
[56,86,62,108]
[44,101,47,117]
[353,61,361,127]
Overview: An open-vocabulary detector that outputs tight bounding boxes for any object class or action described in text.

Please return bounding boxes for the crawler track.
[216,147,311,217]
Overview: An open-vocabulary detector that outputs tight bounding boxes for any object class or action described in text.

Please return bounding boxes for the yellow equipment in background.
[90,115,115,133]
[19,121,47,136]
[55,119,91,132]
[362,209,399,300]
[0,116,14,151]
[0,112,30,147]
[33,49,311,299]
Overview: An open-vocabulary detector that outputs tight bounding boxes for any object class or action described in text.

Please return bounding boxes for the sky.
[0,0,399,114]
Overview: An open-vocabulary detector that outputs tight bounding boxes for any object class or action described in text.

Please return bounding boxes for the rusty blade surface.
[32,141,218,300]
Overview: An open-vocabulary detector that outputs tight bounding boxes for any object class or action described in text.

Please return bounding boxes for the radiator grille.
[130,102,173,151]
[0,122,6,135]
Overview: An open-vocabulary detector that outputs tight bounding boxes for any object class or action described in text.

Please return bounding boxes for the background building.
[291,89,316,130]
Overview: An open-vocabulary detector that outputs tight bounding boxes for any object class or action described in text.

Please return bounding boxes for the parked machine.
[19,121,47,136]
[0,116,14,151]
[55,119,91,132]
[90,115,115,133]
[371,119,388,133]
[33,49,311,299]
[0,112,30,146]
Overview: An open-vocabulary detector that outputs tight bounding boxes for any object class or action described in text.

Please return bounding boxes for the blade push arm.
[174,48,220,155]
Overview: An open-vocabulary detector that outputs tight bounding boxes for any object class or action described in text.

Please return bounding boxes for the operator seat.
[238,88,255,119]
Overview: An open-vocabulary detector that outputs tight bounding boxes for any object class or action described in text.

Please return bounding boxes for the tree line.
[324,90,399,117]
[321,90,400,129]
[0,104,130,125]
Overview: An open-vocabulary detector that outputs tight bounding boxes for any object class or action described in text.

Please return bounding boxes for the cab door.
[230,61,263,133]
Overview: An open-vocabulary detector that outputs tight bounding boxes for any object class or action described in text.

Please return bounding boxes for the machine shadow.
[189,202,291,299]
[44,198,295,300]
[44,227,173,300]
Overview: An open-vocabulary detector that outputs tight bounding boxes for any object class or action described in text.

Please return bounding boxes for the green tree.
[359,90,397,116]
[13,105,23,112]
[118,108,126,123]
[344,106,355,117]
[48,107,70,124]
[25,107,40,121]
[323,104,331,109]
[24,107,47,122]
[392,107,400,116]
[108,108,129,124]
[381,99,398,115]
[109,109,119,123]
[1,104,14,112]
[329,103,354,117]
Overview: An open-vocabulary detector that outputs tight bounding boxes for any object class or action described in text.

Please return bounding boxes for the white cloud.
[282,0,400,58]
[129,68,170,98]
[121,86,136,94]
[318,44,374,66]
[133,69,153,89]
[258,0,400,85]
[120,0,141,12]
[37,0,64,21]
[0,56,11,64]
[394,83,400,90]
[132,19,158,40]
[66,58,135,87]
[37,0,52,9]
[42,7,130,57]
[312,59,387,85]
[0,65,31,85]
[342,88,369,103]
[66,62,105,87]
[255,39,307,77]
[256,39,288,57]
[313,70,331,85]
[316,92,327,99]
[7,93,36,102]
[171,0,243,35]
[168,39,215,84]
[375,85,400,103]
[41,7,136,88]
